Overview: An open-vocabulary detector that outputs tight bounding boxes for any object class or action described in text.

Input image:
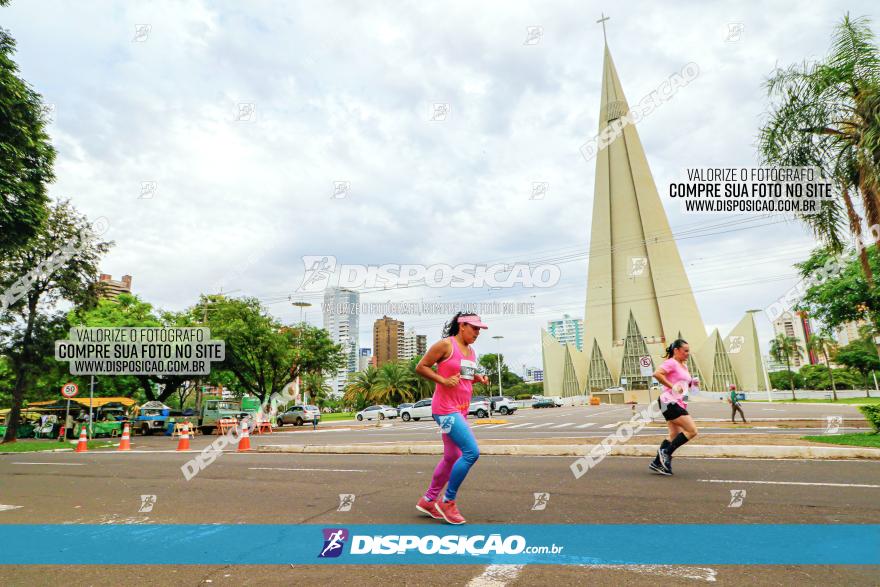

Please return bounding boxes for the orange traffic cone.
[75,426,88,453]
[176,422,190,451]
[237,420,252,452]
[117,422,132,451]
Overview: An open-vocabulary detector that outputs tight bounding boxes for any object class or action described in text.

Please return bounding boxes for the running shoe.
[434,499,467,525]
[657,448,673,474]
[416,496,442,519]
[648,460,671,475]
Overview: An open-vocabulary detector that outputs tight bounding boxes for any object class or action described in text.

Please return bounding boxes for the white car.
[400,398,432,422]
[355,405,398,421]
[549,396,564,407]
[468,398,490,418]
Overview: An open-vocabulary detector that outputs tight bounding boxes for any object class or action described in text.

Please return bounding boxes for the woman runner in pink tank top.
[413,312,489,525]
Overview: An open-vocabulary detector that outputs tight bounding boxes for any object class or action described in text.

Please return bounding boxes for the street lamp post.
[291,300,312,324]
[492,335,504,417]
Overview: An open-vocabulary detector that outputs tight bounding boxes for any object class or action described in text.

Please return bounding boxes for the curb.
[257,443,880,459]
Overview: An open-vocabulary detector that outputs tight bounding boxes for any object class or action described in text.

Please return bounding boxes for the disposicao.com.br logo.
[318,528,563,557]
[297,256,561,292]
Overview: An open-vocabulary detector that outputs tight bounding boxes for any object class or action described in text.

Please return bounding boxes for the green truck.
[198,397,261,434]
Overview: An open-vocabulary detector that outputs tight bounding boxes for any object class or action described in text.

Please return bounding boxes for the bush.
[859,405,880,434]
[515,393,532,400]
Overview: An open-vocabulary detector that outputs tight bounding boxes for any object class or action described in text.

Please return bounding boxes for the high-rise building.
[540,38,767,397]
[96,274,132,299]
[547,314,584,351]
[524,367,544,383]
[323,287,359,397]
[834,320,867,347]
[771,311,812,368]
[373,316,404,366]
[401,328,427,360]
[358,348,372,371]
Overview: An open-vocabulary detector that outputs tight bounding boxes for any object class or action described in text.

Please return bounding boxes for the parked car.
[400,399,432,422]
[549,396,564,407]
[277,405,321,427]
[355,405,398,421]
[489,395,517,415]
[468,398,490,418]
[396,403,414,414]
[603,386,625,393]
[532,397,557,408]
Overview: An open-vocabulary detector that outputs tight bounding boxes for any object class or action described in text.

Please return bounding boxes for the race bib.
[459,359,476,380]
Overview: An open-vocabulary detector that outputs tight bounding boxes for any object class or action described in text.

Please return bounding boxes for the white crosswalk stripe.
[527,423,554,429]
[479,423,511,429]
[507,422,533,429]
[601,423,618,429]
[551,423,575,429]
[575,422,597,429]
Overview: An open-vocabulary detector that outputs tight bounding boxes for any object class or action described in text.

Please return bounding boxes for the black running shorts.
[658,398,689,421]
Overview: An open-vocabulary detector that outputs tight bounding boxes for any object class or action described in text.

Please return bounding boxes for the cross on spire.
[596,12,610,45]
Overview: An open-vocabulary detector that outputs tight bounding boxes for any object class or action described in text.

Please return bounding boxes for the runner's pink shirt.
[659,358,691,409]
[431,337,478,416]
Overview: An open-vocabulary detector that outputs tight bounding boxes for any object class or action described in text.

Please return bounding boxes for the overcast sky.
[4,1,876,372]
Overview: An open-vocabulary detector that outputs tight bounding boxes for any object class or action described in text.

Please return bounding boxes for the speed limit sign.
[61,382,79,398]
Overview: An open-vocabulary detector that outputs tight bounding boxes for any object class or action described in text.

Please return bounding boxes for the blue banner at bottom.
[1,525,877,565]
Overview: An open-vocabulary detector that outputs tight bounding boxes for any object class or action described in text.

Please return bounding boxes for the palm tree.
[759,15,880,286]
[343,366,377,412]
[300,372,331,407]
[770,334,805,400]
[807,332,839,400]
[373,361,417,405]
[406,355,434,400]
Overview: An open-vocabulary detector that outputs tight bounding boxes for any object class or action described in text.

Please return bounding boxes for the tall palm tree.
[807,332,840,400]
[373,361,416,405]
[770,334,805,400]
[343,366,377,412]
[406,355,434,400]
[300,372,331,407]
[759,15,880,286]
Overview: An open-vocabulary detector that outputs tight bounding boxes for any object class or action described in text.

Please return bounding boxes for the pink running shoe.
[416,496,442,519]
[434,499,466,525]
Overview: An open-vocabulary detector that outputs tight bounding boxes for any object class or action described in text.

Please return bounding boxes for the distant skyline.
[4,1,874,371]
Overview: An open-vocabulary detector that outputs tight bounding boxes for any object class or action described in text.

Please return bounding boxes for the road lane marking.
[11,462,84,466]
[698,479,880,488]
[582,565,717,582]
[575,423,597,429]
[551,423,575,428]
[600,423,618,429]
[248,467,369,473]
[481,423,511,429]
[467,564,524,587]
[0,505,23,512]
[527,423,554,429]
[507,423,534,429]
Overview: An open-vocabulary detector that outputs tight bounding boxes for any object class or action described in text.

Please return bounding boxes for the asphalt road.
[1,441,878,585]
[259,403,870,446]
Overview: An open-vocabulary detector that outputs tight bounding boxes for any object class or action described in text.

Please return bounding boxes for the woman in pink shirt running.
[649,338,700,475]
[414,312,490,525]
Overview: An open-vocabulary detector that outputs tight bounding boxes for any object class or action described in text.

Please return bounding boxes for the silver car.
[277,405,321,427]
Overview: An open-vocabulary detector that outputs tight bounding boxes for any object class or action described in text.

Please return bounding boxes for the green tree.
[759,14,880,285]
[769,370,804,391]
[344,366,378,412]
[372,361,416,405]
[795,246,880,332]
[194,295,345,404]
[834,339,880,396]
[300,372,331,407]
[67,293,189,403]
[476,353,522,395]
[806,332,840,399]
[0,14,56,254]
[0,201,110,443]
[406,355,434,400]
[769,334,805,399]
